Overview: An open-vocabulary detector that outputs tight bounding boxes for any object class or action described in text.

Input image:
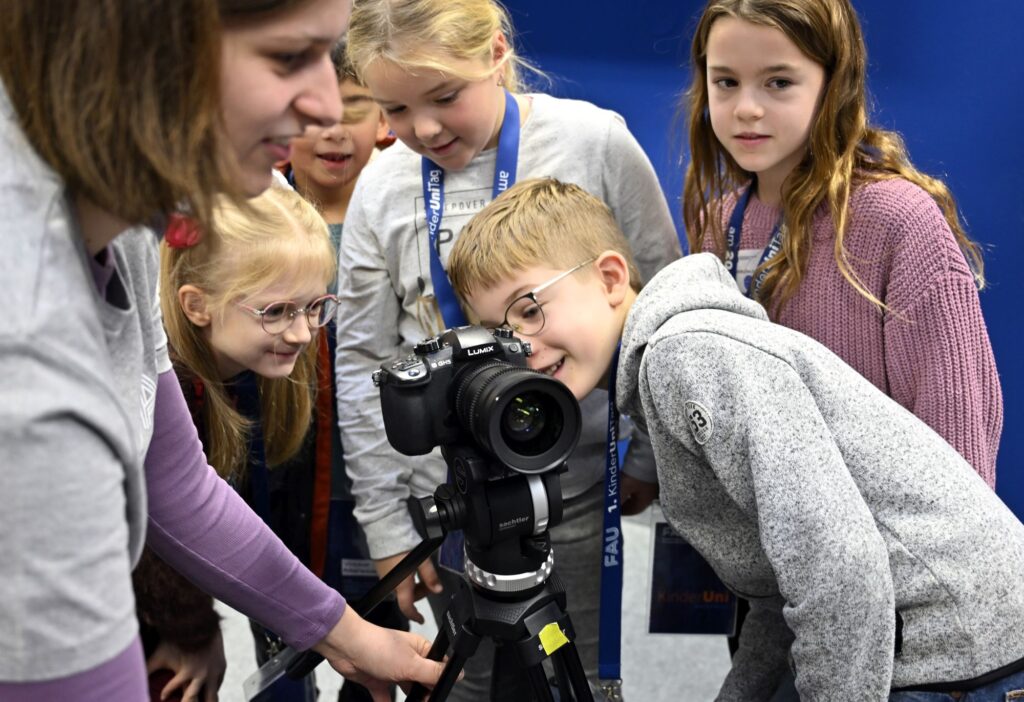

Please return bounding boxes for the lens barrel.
[454,361,580,473]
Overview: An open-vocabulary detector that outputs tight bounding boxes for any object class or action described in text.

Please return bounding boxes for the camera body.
[373,326,527,454]
[373,325,580,475]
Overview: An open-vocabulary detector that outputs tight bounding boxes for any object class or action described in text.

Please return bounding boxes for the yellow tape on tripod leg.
[539,623,569,654]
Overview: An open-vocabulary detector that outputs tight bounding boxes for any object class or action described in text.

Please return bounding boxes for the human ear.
[374,108,389,143]
[594,251,631,306]
[178,285,212,327]
[491,30,509,75]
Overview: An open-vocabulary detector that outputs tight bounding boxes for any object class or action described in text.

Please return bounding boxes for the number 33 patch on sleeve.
[684,401,714,445]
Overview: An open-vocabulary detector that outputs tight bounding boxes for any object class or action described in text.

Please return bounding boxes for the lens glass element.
[500,393,556,455]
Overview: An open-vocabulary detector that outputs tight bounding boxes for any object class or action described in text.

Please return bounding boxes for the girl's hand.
[374,553,443,624]
[621,474,659,516]
[146,631,227,702]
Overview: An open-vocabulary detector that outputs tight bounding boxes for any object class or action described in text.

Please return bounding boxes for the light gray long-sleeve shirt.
[618,254,1024,701]
[0,83,167,678]
[335,93,681,558]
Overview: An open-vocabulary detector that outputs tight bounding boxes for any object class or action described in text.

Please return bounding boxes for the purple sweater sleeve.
[882,195,1002,487]
[144,369,346,649]
[728,180,1002,487]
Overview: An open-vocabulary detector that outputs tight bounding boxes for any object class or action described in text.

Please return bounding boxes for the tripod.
[404,445,595,702]
[274,475,595,702]
[406,535,592,702]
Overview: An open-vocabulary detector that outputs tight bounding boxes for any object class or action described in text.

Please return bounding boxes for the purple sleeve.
[882,190,1002,487]
[144,370,346,649]
[0,637,146,702]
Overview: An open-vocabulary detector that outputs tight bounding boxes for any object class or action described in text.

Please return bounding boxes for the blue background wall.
[504,1,1024,515]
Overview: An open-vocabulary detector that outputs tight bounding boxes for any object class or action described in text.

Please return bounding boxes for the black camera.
[372,326,580,475]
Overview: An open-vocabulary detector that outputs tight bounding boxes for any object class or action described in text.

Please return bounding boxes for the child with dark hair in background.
[287,44,410,702]
[286,44,390,256]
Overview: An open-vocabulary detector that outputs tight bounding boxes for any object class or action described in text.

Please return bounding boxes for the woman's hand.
[314,608,445,702]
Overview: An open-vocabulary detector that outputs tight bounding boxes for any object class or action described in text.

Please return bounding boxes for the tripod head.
[416,442,565,593]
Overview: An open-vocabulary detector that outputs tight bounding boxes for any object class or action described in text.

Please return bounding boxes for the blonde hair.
[682,0,985,316]
[346,0,538,92]
[448,178,643,300]
[160,186,336,479]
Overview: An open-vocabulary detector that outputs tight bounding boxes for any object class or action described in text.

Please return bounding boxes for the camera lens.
[455,361,581,473]
[503,393,547,440]
[502,391,554,450]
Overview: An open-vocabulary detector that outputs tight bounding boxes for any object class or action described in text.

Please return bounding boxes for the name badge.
[647,505,737,636]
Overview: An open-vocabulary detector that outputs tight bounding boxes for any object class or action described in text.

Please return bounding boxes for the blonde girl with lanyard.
[335,1,681,698]
[682,0,1002,486]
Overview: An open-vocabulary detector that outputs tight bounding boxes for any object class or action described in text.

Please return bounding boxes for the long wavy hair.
[160,187,336,479]
[682,0,985,315]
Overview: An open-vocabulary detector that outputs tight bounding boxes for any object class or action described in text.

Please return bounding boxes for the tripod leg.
[524,662,557,702]
[406,619,482,702]
[552,654,574,702]
[550,642,594,702]
[424,623,450,663]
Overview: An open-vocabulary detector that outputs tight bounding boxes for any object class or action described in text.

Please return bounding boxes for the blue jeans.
[889,668,1024,702]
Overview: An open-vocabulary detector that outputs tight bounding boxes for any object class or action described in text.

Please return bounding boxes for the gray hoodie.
[616,254,1024,701]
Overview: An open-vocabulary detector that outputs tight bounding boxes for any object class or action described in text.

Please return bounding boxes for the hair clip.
[164,213,202,249]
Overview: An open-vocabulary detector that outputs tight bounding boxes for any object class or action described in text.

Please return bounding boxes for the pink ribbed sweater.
[711,178,1002,486]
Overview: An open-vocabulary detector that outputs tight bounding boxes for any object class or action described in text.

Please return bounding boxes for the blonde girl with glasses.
[335,1,681,699]
[160,186,336,502]
[137,186,339,701]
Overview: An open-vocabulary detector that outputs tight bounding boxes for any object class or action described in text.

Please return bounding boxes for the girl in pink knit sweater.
[682,0,1002,486]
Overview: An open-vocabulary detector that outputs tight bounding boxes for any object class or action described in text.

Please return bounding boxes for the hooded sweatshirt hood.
[617,253,766,419]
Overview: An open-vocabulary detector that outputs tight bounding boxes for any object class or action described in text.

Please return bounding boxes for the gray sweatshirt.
[0,84,168,678]
[616,254,1024,701]
[335,93,681,557]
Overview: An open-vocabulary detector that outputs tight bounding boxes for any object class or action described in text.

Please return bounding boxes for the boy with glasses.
[447,177,1024,702]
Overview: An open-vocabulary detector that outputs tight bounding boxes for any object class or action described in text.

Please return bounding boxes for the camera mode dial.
[414,337,444,355]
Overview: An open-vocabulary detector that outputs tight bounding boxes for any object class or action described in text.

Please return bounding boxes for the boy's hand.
[620,474,659,515]
[145,632,226,702]
[314,608,444,702]
[374,553,443,624]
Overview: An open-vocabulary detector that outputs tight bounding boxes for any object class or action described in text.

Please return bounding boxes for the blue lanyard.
[725,182,784,299]
[421,89,520,328]
[599,345,623,683]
